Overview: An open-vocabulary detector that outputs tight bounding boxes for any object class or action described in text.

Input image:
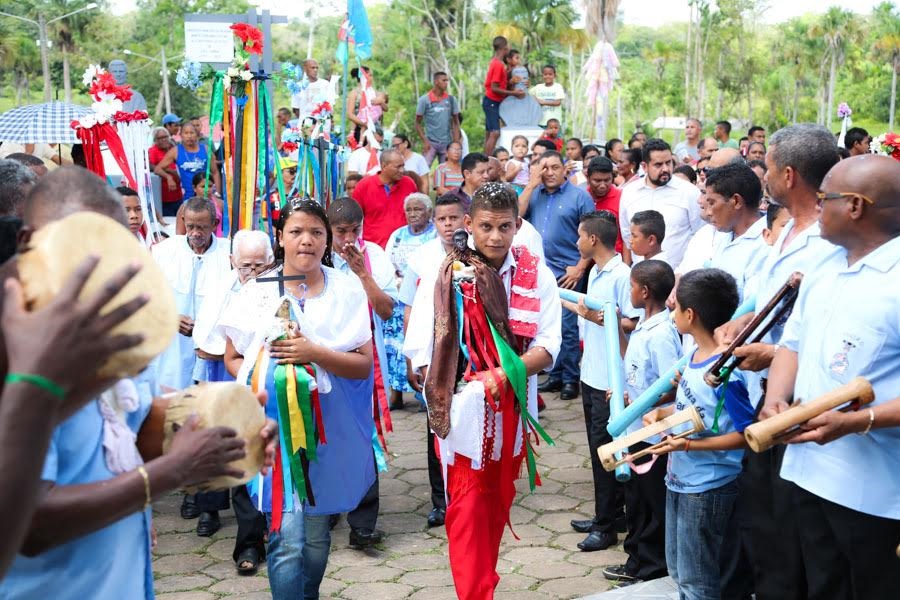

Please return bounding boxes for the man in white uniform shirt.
[152,197,231,390]
[619,138,703,268]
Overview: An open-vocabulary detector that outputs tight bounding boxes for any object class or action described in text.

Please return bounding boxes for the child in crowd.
[560,210,640,553]
[602,259,681,586]
[762,202,789,246]
[492,146,510,171]
[504,134,531,194]
[540,118,564,153]
[645,268,754,600]
[506,49,529,93]
[344,173,363,196]
[629,210,667,264]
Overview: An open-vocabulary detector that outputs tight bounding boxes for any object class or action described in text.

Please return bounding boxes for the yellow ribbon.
[285,364,307,451]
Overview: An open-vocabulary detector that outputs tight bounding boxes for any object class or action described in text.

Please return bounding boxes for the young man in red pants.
[404,182,561,598]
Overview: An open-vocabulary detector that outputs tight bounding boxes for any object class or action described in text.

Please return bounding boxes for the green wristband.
[6,373,65,400]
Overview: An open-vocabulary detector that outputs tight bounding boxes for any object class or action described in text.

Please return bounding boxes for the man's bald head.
[24,166,127,230]
[708,147,742,168]
[819,154,900,244]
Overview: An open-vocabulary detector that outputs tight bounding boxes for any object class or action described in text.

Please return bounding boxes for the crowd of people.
[0,48,898,600]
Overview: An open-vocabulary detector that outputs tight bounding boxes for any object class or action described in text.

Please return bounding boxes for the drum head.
[162,382,267,491]
[17,212,178,379]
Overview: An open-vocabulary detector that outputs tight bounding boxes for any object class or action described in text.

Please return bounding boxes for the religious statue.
[108,59,148,113]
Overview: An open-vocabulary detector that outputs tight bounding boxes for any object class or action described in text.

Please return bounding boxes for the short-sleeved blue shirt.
[1,393,154,600]
[524,181,595,278]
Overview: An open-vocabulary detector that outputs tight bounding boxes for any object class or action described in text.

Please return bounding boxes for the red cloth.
[148,145,183,204]
[590,185,623,253]
[352,174,418,247]
[446,454,523,600]
[484,58,507,102]
[540,134,563,152]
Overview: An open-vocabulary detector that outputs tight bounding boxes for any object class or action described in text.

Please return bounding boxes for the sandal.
[236,547,260,575]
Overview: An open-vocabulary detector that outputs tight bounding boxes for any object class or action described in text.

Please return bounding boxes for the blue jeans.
[549,305,581,384]
[267,510,332,600]
[665,480,740,600]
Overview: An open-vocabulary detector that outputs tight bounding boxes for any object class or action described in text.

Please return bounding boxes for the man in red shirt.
[586,157,623,252]
[483,36,524,156]
[352,149,418,247]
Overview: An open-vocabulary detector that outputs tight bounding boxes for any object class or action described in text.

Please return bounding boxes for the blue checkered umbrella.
[0,101,93,144]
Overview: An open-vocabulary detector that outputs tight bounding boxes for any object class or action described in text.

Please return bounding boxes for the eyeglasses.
[815,191,875,205]
[237,263,270,275]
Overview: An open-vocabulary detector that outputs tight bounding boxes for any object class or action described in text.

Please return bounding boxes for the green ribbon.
[204,73,225,198]
[486,318,555,491]
[711,366,733,434]
[258,82,287,214]
[295,365,318,460]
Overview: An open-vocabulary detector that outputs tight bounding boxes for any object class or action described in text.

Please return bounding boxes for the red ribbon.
[72,122,137,190]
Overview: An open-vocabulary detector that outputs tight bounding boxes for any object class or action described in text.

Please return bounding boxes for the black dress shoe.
[427,507,446,528]
[180,495,200,520]
[570,518,595,533]
[329,514,340,530]
[560,382,580,400]
[196,511,221,537]
[537,378,562,393]
[349,528,385,548]
[577,531,616,552]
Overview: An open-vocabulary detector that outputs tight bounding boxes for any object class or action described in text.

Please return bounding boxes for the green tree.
[810,7,859,128]
[872,1,900,129]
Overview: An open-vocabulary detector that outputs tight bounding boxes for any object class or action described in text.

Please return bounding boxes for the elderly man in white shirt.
[151,197,231,391]
[619,138,703,268]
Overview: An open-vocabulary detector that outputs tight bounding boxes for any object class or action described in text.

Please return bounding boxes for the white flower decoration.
[240,70,253,81]
[227,67,240,78]
[223,75,232,89]
[82,64,104,87]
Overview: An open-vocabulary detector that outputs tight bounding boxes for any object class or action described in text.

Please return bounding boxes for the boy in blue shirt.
[602,259,681,586]
[561,210,640,552]
[644,268,754,600]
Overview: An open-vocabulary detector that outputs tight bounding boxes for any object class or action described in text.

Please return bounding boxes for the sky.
[110,0,886,23]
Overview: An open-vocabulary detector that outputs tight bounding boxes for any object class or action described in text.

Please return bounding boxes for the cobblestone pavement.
[152,391,628,599]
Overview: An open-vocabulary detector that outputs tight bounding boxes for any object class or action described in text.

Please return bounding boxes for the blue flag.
[348,0,372,60]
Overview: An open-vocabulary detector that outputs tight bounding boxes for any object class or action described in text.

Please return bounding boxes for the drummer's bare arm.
[224,338,244,379]
[20,415,247,556]
[521,346,552,377]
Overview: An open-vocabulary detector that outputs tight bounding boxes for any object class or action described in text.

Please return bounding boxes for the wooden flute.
[704,272,803,388]
[743,377,875,453]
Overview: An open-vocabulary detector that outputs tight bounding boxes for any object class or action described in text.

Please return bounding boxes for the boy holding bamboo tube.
[560,210,640,552]
[644,268,754,599]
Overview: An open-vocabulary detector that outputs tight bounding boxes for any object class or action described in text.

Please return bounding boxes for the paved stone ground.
[152,391,630,599]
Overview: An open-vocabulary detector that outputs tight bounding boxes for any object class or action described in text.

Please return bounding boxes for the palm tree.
[493,0,578,59]
[0,24,41,105]
[585,0,620,42]
[810,7,858,129]
[46,0,98,103]
[873,2,900,130]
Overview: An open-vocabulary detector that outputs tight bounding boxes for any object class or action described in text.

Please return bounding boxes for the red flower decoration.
[885,132,900,148]
[89,71,133,102]
[282,141,299,153]
[230,23,264,55]
[113,110,149,122]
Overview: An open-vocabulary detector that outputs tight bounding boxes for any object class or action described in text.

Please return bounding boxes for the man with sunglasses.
[716,124,839,600]
[760,153,900,600]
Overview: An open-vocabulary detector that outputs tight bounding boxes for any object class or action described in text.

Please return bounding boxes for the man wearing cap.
[162,114,182,142]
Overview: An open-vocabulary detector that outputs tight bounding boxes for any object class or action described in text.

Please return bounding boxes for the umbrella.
[0,101,93,144]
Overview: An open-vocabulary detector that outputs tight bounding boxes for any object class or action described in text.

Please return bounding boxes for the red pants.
[445,454,524,600]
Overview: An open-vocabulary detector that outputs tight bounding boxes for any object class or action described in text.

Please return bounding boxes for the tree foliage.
[1,1,897,143]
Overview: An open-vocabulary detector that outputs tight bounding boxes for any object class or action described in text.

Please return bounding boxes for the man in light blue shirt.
[521,151,595,399]
[725,125,839,600]
[761,154,900,600]
[704,162,769,301]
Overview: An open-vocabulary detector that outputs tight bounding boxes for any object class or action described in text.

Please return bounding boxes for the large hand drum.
[162,382,267,492]
[17,212,178,379]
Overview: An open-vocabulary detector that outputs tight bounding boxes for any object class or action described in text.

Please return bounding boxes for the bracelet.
[137,465,152,510]
[860,408,875,436]
[684,438,691,452]
[5,373,65,400]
